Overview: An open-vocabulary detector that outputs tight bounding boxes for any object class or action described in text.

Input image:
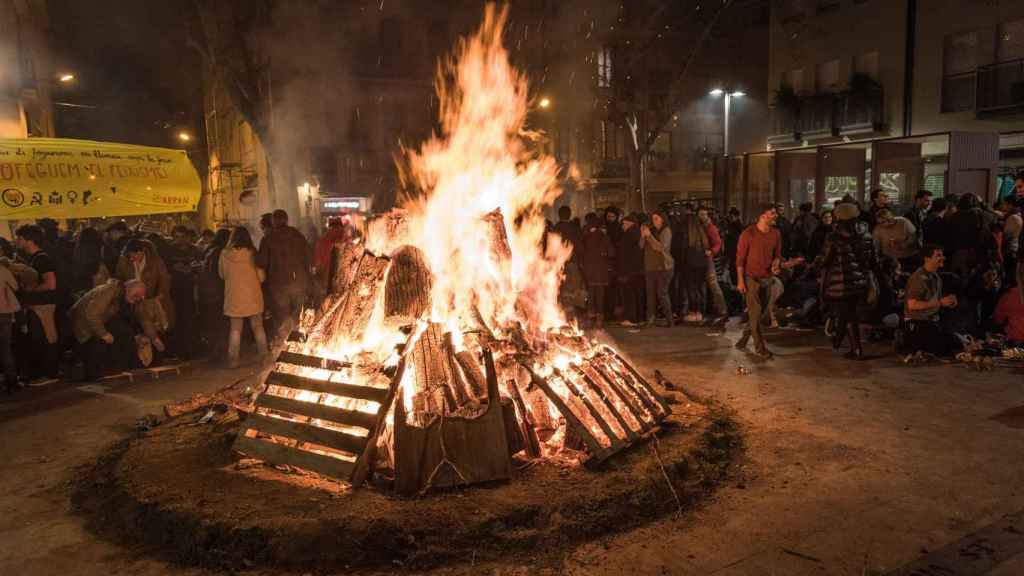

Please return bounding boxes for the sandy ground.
[1,324,1023,575]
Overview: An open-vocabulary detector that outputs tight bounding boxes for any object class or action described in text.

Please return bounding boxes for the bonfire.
[234,5,671,495]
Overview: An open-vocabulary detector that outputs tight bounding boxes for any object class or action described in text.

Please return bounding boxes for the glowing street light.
[709,88,746,156]
[177,132,192,143]
[58,73,75,83]
[538,97,551,109]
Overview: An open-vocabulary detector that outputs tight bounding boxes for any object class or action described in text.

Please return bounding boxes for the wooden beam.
[266,371,387,403]
[590,361,653,431]
[234,435,355,479]
[574,365,640,442]
[276,350,351,371]
[602,347,672,417]
[552,366,625,451]
[256,394,377,429]
[245,412,368,456]
[523,365,606,459]
[349,356,408,488]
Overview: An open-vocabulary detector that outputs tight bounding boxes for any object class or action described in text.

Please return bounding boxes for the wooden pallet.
[233,348,405,487]
[523,347,672,465]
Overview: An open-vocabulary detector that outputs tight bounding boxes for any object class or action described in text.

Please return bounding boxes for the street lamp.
[177,131,192,143]
[58,73,75,83]
[709,88,744,156]
[538,96,551,109]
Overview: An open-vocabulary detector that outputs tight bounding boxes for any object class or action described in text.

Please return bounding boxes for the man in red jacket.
[734,204,782,358]
[698,207,727,321]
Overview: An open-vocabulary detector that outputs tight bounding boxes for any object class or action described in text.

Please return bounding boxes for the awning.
[0,137,201,220]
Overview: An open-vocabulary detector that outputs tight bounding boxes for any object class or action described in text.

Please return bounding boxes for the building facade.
[718,0,1024,219]
[0,0,54,139]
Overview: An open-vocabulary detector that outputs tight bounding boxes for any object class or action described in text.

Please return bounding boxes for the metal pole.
[640,153,647,212]
[724,94,731,156]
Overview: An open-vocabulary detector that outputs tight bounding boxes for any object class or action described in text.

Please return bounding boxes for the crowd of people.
[0,209,336,392]
[552,177,1024,361]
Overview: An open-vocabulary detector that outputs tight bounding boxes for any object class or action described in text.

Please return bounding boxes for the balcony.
[768,86,885,147]
[594,157,630,179]
[837,89,885,136]
[977,58,1024,116]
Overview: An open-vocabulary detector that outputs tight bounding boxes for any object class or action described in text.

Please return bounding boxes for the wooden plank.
[454,350,487,399]
[553,366,625,450]
[384,246,432,325]
[234,435,355,479]
[276,350,351,371]
[245,412,368,455]
[266,371,387,403]
[524,365,606,459]
[349,356,407,488]
[603,347,672,417]
[507,377,542,458]
[590,361,654,431]
[574,365,640,442]
[256,394,377,429]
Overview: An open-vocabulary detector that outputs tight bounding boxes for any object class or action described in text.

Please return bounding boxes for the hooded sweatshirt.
[872,216,919,259]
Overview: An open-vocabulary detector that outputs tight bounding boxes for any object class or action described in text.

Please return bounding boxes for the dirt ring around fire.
[72,394,741,573]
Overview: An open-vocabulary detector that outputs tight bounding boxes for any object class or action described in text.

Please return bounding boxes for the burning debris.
[234,5,671,494]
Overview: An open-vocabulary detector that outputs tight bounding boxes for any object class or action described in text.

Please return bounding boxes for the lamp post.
[709,88,744,156]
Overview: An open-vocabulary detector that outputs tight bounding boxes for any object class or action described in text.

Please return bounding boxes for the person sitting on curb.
[904,245,963,357]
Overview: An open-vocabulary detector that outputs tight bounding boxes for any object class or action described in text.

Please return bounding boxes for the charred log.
[384,245,433,326]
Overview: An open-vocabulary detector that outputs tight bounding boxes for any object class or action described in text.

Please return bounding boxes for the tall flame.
[380,4,571,337]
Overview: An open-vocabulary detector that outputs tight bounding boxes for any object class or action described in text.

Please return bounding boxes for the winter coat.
[257,225,311,290]
[581,226,614,286]
[220,247,265,318]
[615,226,645,277]
[948,208,993,254]
[818,227,876,301]
[69,279,123,344]
[0,263,19,314]
[552,220,583,262]
[872,216,919,259]
[922,213,952,253]
[643,226,674,272]
[807,224,832,261]
[115,240,174,329]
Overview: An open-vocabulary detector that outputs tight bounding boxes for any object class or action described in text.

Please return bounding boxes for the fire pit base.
[72,395,740,573]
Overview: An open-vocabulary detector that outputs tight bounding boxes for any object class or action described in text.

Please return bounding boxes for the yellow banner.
[0,138,201,220]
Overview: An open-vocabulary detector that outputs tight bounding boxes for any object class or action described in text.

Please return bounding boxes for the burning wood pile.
[233,5,671,494]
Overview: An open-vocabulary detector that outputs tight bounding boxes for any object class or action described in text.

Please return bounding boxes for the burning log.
[329,240,365,295]
[384,246,433,326]
[316,252,390,343]
[410,323,459,420]
[453,348,487,400]
[482,208,512,263]
[505,377,542,458]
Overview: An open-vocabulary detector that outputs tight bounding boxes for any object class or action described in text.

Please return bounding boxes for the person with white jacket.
[219,226,268,367]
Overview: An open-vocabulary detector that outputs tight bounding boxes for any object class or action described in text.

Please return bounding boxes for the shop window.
[941,31,977,113]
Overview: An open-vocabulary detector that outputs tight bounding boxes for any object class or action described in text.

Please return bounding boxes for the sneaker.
[753,347,774,360]
[734,336,749,350]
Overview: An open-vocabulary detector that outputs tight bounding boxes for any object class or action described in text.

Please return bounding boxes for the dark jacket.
[581,226,614,286]
[818,225,875,301]
[257,225,311,289]
[948,208,992,254]
[807,223,832,261]
[552,220,583,262]
[922,213,952,253]
[615,226,645,277]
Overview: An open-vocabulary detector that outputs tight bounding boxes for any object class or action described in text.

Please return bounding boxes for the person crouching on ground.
[642,212,674,327]
[735,204,782,359]
[818,202,877,360]
[904,245,962,357]
[70,279,145,381]
[220,226,269,368]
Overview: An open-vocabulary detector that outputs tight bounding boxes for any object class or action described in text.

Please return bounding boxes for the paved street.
[1,325,1022,575]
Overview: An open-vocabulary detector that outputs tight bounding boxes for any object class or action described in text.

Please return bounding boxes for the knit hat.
[833,202,861,221]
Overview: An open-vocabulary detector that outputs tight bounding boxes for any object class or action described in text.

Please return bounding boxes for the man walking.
[14,225,60,380]
[735,205,782,359]
[258,209,312,344]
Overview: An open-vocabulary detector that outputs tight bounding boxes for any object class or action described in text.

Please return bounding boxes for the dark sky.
[46,0,202,149]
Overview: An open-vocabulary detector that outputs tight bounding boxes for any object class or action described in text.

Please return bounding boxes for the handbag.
[865,270,880,306]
